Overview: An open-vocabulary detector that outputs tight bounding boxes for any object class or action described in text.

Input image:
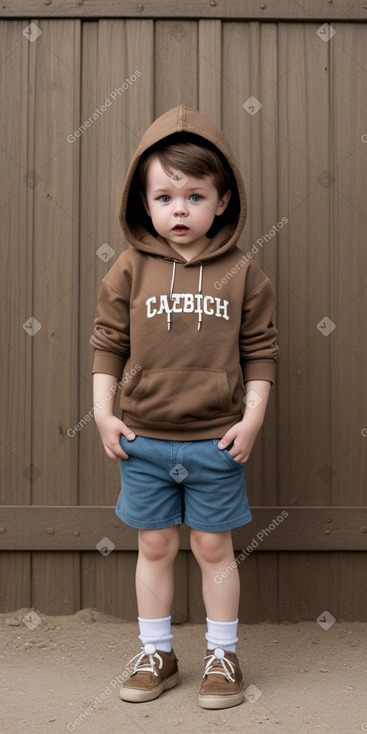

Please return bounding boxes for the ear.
[140,190,151,217]
[215,190,231,216]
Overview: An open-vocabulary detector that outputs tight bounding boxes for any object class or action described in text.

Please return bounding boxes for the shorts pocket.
[123,368,231,424]
[212,440,245,469]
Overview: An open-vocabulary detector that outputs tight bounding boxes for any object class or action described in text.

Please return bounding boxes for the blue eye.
[190,194,201,202]
[159,195,171,203]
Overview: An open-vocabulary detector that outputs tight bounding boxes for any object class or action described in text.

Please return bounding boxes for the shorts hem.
[115,507,182,530]
[184,513,253,532]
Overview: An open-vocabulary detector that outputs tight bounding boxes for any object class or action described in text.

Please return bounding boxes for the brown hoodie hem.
[121,412,244,441]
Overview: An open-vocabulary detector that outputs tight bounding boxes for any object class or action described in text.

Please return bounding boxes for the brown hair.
[139,141,230,198]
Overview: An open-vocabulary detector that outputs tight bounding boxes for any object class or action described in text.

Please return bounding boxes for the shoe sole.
[198,690,244,710]
[119,670,179,703]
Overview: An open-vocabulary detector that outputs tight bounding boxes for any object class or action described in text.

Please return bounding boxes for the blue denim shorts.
[116,435,252,532]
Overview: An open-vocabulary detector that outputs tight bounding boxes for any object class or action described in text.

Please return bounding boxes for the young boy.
[90,105,278,710]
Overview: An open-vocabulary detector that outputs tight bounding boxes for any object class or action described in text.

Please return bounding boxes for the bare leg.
[190,528,240,620]
[136,526,181,618]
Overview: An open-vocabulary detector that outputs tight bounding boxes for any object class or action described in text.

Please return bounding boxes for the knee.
[190,530,231,565]
[139,528,180,562]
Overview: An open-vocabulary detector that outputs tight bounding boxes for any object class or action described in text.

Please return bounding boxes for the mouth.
[172,224,189,234]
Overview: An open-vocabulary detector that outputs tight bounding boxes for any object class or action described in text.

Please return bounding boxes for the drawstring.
[197,264,203,331]
[167,261,203,331]
[167,261,176,331]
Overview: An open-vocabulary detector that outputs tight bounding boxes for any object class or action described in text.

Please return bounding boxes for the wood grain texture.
[27,20,81,616]
[2,508,367,551]
[0,21,32,508]
[154,20,198,114]
[198,20,221,125]
[1,1,365,20]
[329,24,367,508]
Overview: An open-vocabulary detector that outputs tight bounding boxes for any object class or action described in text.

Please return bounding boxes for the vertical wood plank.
[31,19,81,503]
[329,24,367,507]
[0,21,33,505]
[81,551,138,619]
[278,552,367,622]
[334,553,367,621]
[30,19,81,613]
[198,20,221,125]
[154,20,198,115]
[0,553,31,613]
[238,553,279,623]
[277,23,331,509]
[0,20,32,610]
[276,23,333,626]
[32,552,80,615]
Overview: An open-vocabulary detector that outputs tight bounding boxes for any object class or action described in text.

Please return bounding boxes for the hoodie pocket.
[125,368,231,424]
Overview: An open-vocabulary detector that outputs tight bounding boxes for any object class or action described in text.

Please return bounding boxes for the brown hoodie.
[90,105,278,440]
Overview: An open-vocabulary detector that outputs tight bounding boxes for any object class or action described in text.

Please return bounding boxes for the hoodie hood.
[118,105,247,266]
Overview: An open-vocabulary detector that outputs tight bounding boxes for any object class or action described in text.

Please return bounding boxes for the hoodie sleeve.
[90,261,131,379]
[240,262,278,384]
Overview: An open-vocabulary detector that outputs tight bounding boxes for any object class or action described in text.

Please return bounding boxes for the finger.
[120,425,136,440]
[105,444,126,460]
[119,448,130,460]
[217,433,235,449]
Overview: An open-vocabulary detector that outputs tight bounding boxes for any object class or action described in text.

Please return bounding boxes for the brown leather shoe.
[119,644,179,702]
[198,647,244,709]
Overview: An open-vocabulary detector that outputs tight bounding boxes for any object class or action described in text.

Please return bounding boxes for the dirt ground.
[1,608,366,734]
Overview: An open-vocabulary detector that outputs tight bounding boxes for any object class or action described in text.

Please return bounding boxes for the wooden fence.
[1,1,366,622]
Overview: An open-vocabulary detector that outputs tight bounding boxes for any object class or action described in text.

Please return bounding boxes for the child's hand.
[218,380,271,462]
[218,420,260,464]
[95,415,136,460]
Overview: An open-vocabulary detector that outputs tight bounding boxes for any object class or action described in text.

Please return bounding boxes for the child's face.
[141,157,231,258]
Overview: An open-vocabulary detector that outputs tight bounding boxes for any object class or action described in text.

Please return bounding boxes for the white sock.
[138,615,173,653]
[205,617,239,653]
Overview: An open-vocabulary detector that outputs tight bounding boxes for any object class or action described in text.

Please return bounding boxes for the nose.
[173,198,188,216]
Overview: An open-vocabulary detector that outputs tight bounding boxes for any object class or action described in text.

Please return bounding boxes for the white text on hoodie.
[146,293,229,320]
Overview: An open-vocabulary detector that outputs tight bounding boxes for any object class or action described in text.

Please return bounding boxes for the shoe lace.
[202,651,236,683]
[125,646,164,678]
